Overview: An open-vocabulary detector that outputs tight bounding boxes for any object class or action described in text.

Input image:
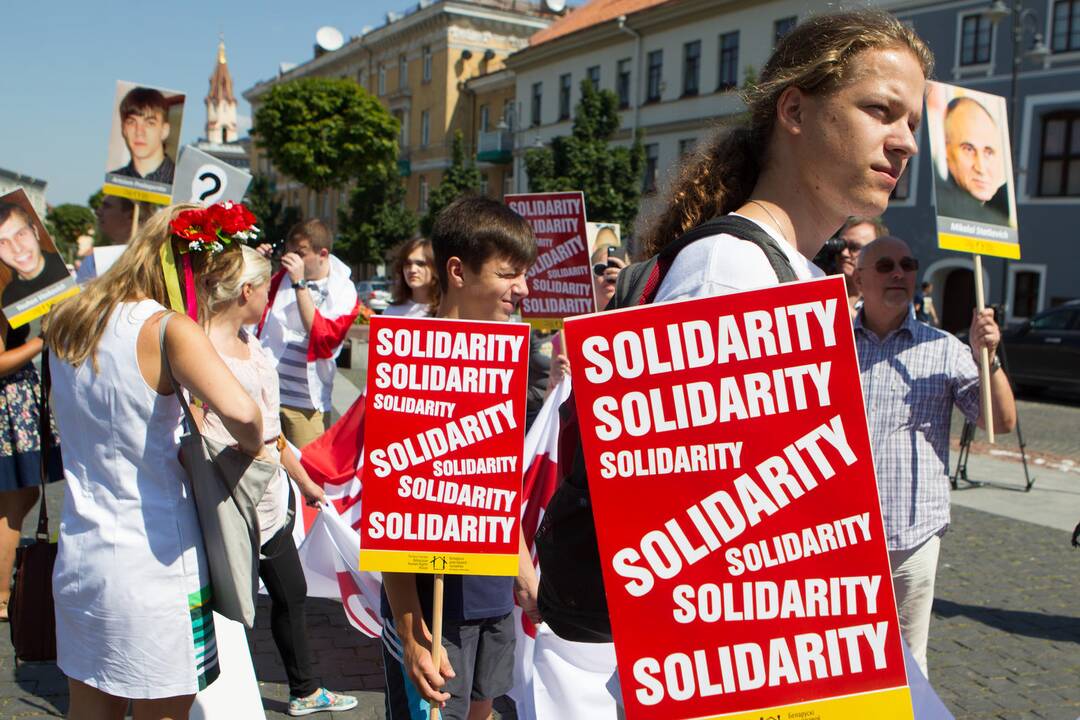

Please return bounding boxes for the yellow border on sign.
[525,317,565,331]
[6,285,81,329]
[939,232,1021,260]
[685,686,912,720]
[360,549,518,576]
[103,183,172,206]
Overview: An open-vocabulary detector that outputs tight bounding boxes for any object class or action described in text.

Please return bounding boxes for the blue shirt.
[380,575,514,623]
[854,308,981,551]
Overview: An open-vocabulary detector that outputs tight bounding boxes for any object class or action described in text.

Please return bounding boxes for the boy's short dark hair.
[431,196,538,292]
[287,218,333,253]
[119,87,169,121]
[0,203,31,228]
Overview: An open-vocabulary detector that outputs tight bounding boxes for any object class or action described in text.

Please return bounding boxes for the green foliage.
[87,189,105,211]
[45,204,95,261]
[252,77,399,192]
[742,65,758,89]
[524,79,645,232]
[337,166,418,266]
[420,130,482,236]
[245,175,301,247]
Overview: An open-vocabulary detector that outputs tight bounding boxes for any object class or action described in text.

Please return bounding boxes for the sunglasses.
[874,256,919,273]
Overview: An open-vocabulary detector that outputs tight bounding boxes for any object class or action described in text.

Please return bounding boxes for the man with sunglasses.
[853,236,1016,679]
[837,216,888,318]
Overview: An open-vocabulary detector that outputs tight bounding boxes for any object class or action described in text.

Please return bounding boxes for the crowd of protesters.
[0,8,1036,720]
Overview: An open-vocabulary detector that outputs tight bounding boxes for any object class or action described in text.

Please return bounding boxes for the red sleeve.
[307,299,361,361]
[257,270,287,338]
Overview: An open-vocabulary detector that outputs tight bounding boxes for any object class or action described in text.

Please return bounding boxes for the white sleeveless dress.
[51,299,219,698]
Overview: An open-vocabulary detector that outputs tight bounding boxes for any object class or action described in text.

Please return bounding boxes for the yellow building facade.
[243,1,554,240]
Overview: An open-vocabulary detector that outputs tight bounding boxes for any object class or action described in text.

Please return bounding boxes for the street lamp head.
[983,0,1010,24]
[1026,33,1051,62]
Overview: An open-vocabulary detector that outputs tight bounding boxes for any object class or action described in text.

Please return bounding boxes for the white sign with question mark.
[171,146,252,205]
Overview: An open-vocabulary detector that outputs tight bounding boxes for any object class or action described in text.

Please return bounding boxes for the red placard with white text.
[505,191,594,330]
[359,315,530,575]
[563,276,912,720]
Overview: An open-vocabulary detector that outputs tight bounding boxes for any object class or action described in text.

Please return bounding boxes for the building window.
[1052,0,1080,53]
[308,191,317,218]
[890,163,912,201]
[503,99,514,130]
[682,41,701,97]
[480,104,489,132]
[558,73,572,120]
[422,45,432,82]
[587,65,600,90]
[419,176,428,213]
[718,31,739,91]
[774,16,797,46]
[1013,270,1043,319]
[1038,111,1080,196]
[399,54,408,88]
[643,143,659,192]
[960,14,993,66]
[531,82,543,126]
[480,173,490,197]
[378,64,386,95]
[646,50,663,103]
[617,58,632,109]
[678,138,696,156]
[421,110,430,147]
[394,110,407,148]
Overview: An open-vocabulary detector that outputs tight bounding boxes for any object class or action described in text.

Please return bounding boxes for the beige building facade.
[242,0,554,237]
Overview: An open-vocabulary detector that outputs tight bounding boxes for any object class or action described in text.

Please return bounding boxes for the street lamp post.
[983,0,1050,315]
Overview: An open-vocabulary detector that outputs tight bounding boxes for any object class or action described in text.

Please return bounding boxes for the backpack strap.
[621,215,799,308]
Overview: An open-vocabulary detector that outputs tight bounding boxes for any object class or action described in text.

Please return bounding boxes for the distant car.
[356,279,391,313]
[1002,301,1080,393]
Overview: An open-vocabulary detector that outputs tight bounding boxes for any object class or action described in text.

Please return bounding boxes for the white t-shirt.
[654,213,824,303]
[382,299,432,318]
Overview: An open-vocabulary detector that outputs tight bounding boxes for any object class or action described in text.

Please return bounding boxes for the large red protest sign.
[563,276,911,720]
[505,191,593,330]
[359,315,530,576]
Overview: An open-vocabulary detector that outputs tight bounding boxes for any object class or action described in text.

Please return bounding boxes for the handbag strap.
[35,349,53,542]
[157,312,204,440]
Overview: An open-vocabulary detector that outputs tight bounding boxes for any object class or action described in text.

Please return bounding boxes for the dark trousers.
[259,510,321,698]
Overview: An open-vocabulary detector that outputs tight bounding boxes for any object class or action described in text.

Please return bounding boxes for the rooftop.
[528,0,670,46]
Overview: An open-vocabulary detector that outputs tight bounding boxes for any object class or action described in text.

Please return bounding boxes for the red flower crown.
[169,201,260,255]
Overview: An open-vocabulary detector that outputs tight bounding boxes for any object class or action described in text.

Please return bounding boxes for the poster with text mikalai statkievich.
[359,315,530,575]
[505,191,594,330]
[563,275,912,720]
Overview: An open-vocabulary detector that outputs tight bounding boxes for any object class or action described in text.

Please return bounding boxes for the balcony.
[476,130,513,164]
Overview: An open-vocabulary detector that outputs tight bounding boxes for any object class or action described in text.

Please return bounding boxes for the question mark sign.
[191,164,227,203]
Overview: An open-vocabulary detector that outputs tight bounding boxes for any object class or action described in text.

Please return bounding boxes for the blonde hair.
[639,9,933,257]
[201,245,272,318]
[47,203,246,367]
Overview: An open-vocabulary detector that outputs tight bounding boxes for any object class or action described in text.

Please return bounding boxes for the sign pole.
[973,254,995,444]
[130,202,140,242]
[428,574,444,720]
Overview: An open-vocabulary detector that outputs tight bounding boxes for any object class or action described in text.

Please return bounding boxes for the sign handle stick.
[130,202,140,241]
[973,254,995,444]
[429,573,445,720]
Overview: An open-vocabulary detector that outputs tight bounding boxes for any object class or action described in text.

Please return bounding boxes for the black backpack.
[534,215,799,642]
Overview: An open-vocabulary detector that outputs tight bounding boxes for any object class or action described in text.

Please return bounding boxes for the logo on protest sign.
[359,315,530,576]
[506,191,593,330]
[563,276,911,720]
[171,146,252,205]
[926,81,1020,260]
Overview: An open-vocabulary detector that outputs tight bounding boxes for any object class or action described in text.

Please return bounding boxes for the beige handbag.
[159,313,278,628]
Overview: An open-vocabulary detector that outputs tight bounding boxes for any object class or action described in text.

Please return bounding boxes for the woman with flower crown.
[45,203,267,719]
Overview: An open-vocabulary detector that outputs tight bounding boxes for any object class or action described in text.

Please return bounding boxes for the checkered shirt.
[854,308,981,551]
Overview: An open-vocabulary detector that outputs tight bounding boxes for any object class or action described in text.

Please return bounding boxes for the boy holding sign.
[374,197,541,720]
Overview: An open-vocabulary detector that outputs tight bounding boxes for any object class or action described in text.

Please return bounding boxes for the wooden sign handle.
[130,202,141,242]
[973,254,995,444]
[429,574,445,720]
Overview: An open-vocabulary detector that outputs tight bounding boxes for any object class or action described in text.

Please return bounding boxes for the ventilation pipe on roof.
[616,14,641,137]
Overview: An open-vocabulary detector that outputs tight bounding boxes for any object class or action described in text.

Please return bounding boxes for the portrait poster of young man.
[102,81,185,205]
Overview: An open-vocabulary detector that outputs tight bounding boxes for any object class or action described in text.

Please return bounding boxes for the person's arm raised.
[164,315,264,455]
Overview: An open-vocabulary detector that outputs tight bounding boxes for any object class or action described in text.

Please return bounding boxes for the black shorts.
[383,612,516,720]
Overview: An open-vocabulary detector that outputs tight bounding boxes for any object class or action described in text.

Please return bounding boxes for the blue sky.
[5,1,486,206]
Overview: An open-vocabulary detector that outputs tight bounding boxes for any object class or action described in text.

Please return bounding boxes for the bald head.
[855,235,919,324]
[944,97,1005,203]
[856,235,913,270]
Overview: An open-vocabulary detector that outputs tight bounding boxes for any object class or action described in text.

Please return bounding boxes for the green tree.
[45,204,95,261]
[245,175,301,247]
[252,77,398,193]
[337,166,418,266]
[87,189,105,211]
[420,130,482,236]
[524,79,645,232]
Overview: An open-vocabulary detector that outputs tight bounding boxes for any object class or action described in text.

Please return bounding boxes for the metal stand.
[950,342,1035,492]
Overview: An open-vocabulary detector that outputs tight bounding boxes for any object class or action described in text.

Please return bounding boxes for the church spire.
[206,35,237,144]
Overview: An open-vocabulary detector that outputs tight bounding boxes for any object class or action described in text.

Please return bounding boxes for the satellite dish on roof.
[543,0,567,12]
[315,26,345,53]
